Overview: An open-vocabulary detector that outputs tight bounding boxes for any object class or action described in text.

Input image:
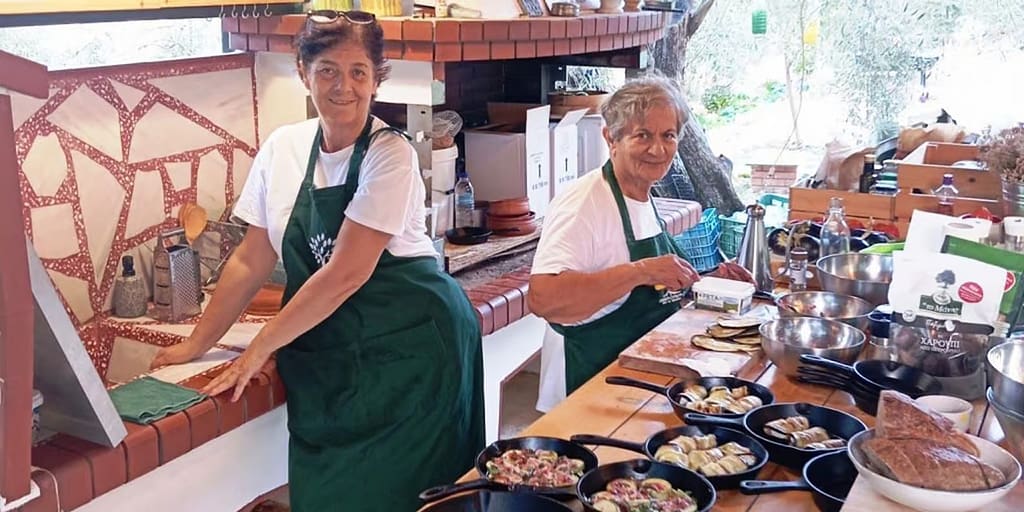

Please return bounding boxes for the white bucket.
[432,190,454,234]
[431,145,459,193]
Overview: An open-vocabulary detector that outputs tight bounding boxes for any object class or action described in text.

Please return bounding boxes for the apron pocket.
[276,344,359,443]
[351,318,451,432]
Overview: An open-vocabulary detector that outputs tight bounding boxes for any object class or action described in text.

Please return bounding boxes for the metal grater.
[152,228,202,322]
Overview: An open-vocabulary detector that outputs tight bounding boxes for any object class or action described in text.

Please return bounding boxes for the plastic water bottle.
[934,173,959,216]
[820,197,851,258]
[454,167,475,228]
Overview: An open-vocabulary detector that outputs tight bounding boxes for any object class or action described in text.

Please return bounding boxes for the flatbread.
[706,325,748,338]
[716,316,765,329]
[731,336,762,346]
[691,335,760,353]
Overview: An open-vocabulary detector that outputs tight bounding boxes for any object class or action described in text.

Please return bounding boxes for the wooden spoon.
[181,203,207,245]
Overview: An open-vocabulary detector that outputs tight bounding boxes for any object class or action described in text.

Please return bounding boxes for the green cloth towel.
[110,376,206,424]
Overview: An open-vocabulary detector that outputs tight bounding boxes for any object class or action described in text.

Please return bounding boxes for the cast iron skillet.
[445,227,492,246]
[799,354,943,398]
[796,367,882,416]
[684,402,867,470]
[419,490,572,512]
[570,425,768,489]
[418,437,597,503]
[576,459,717,512]
[739,450,857,512]
[605,375,775,420]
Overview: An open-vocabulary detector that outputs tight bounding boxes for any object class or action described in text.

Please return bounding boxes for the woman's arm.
[244,219,390,353]
[150,226,278,368]
[529,254,699,325]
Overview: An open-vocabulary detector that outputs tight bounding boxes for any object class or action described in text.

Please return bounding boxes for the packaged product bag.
[888,251,1006,400]
[941,236,1024,332]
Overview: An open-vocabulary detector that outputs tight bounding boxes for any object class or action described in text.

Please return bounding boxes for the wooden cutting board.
[618,306,763,379]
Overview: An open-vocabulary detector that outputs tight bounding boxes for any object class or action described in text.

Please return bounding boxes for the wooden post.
[0,49,48,505]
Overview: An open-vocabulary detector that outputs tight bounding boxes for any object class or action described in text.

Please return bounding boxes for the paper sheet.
[148,348,240,384]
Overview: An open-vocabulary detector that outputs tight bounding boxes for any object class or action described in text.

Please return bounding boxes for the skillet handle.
[419,479,497,503]
[570,434,646,454]
[799,354,855,375]
[739,480,812,494]
[682,412,743,428]
[605,375,669,395]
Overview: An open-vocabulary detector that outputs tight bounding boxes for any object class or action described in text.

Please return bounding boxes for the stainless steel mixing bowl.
[988,387,1024,463]
[988,340,1024,413]
[776,291,873,332]
[815,253,894,307]
[760,317,866,378]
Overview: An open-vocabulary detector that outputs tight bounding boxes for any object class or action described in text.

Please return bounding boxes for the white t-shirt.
[531,168,664,325]
[233,117,437,260]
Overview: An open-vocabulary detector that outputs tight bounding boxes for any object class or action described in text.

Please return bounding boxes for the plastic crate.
[674,208,723,273]
[719,213,746,259]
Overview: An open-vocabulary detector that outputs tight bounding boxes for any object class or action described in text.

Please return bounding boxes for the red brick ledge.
[223,12,673,61]
[20,361,284,512]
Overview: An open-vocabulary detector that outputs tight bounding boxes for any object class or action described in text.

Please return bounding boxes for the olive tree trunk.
[651,0,745,216]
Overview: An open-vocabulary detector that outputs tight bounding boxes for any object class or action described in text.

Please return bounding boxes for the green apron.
[552,161,685,395]
[275,117,485,512]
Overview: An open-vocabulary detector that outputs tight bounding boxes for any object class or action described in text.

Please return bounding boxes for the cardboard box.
[550,109,588,200]
[576,114,609,176]
[465,103,552,217]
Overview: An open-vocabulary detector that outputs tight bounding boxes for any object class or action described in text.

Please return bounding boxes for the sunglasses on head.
[307,9,377,26]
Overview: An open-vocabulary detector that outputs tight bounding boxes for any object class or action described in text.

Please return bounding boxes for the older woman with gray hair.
[530,75,741,410]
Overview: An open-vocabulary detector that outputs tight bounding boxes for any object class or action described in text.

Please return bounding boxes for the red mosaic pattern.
[15,54,260,375]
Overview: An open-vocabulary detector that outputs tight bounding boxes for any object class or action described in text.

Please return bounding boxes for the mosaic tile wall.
[12,53,265,374]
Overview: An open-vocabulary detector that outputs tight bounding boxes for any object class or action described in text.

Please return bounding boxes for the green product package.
[941,236,1024,328]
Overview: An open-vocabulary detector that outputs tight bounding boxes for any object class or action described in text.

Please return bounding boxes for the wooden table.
[451,332,1024,511]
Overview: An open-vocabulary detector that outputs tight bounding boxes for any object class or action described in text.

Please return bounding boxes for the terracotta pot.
[487,197,531,217]
[245,283,284,316]
[487,211,538,236]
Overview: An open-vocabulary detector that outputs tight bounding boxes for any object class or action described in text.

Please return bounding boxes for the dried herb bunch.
[979,124,1024,183]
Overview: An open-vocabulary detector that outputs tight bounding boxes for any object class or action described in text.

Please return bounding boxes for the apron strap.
[602,160,668,249]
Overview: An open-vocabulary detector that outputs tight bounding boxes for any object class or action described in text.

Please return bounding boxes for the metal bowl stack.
[815,253,893,307]
[759,317,866,378]
[776,291,873,332]
[987,340,1024,461]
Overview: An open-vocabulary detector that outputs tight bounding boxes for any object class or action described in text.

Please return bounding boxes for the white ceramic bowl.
[847,429,1021,512]
[914,395,973,433]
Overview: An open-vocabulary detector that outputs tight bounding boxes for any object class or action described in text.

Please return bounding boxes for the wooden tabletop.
[449,322,1024,510]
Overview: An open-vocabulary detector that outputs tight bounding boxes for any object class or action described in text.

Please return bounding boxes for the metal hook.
[231,4,238,17]
[219,4,225,18]
[253,4,260,18]
[240,4,248,18]
[264,3,272,17]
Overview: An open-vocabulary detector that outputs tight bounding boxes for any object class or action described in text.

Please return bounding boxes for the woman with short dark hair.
[151,10,485,511]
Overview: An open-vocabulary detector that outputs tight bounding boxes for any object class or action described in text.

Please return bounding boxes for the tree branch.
[686,0,718,38]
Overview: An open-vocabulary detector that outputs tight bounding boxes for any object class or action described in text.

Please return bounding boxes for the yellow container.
[361,0,402,16]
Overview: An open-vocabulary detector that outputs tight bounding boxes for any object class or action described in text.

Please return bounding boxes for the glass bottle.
[934,173,959,216]
[788,247,809,292]
[820,197,851,258]
[858,153,876,193]
[112,255,148,318]
[454,166,476,228]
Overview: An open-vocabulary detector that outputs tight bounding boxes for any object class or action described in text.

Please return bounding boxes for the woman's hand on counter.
[200,341,273,402]
[634,254,700,291]
[150,339,208,369]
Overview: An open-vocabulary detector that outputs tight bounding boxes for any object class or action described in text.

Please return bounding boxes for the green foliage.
[683,0,1023,140]
[762,80,786,102]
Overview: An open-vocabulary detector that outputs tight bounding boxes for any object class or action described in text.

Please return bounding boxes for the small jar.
[787,247,809,291]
